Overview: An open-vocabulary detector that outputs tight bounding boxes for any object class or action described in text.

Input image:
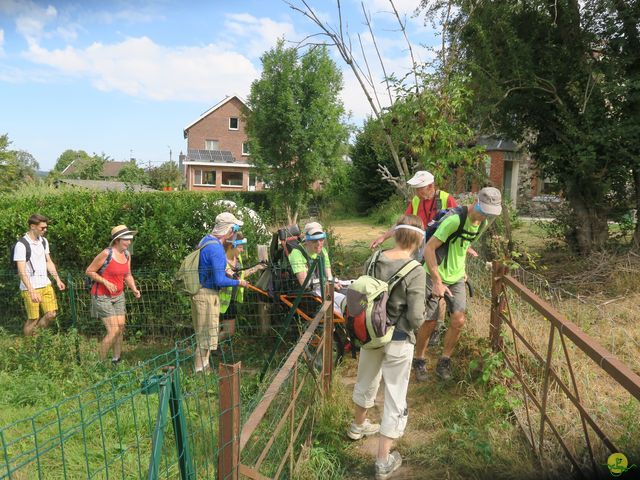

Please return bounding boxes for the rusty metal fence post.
[490,261,508,351]
[322,283,334,395]
[218,362,241,480]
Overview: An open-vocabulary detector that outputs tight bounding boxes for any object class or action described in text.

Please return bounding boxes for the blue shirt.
[198,235,240,290]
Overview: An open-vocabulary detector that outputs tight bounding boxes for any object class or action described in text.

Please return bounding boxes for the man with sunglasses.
[422,187,502,380]
[13,214,66,336]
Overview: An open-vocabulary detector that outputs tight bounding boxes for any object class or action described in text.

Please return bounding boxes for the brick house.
[180,95,264,192]
[478,137,559,212]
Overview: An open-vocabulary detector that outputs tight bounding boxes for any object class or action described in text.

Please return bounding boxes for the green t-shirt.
[434,213,480,284]
[288,247,331,275]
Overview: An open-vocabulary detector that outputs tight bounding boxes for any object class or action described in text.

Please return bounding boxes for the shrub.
[0,190,271,272]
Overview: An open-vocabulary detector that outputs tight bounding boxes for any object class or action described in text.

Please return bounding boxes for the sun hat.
[110,225,137,244]
[407,171,435,188]
[212,212,244,236]
[477,187,503,216]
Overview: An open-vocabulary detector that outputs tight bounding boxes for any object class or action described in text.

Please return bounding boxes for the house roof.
[55,179,157,192]
[62,160,129,177]
[183,94,249,138]
[476,137,519,152]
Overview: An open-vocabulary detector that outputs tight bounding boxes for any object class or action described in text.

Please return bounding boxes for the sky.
[0,0,439,171]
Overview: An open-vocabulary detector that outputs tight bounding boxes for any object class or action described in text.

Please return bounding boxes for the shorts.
[424,278,466,321]
[21,284,58,320]
[91,293,127,319]
[191,288,220,350]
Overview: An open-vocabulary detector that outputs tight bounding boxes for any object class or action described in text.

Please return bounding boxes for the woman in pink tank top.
[86,225,141,363]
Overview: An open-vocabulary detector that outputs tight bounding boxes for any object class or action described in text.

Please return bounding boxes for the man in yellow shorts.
[13,214,66,336]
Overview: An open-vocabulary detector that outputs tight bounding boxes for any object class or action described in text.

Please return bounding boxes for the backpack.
[85,247,130,292]
[345,250,421,350]
[175,240,218,295]
[12,237,48,273]
[424,206,483,266]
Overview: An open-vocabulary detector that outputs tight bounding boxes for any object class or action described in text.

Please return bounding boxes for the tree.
[148,161,183,190]
[425,0,637,254]
[118,159,149,185]
[245,40,348,223]
[351,117,397,213]
[0,134,40,192]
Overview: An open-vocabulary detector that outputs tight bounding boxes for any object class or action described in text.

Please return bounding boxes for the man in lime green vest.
[370,171,457,382]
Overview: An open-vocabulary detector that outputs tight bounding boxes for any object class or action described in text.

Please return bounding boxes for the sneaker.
[412,358,428,382]
[375,451,402,480]
[111,357,121,365]
[435,357,452,380]
[347,419,380,440]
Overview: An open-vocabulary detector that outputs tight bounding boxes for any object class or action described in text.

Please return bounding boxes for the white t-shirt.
[13,234,51,291]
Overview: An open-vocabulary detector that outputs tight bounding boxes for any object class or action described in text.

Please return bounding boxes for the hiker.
[349,214,426,480]
[422,187,502,380]
[13,214,66,336]
[191,212,249,373]
[86,225,141,363]
[369,171,457,382]
[288,221,346,315]
[219,231,266,340]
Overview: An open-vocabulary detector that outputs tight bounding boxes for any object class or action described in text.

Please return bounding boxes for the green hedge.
[0,190,271,272]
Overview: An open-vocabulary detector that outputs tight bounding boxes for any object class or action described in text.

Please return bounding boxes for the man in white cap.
[288,221,346,315]
[370,170,457,382]
[422,187,502,381]
[192,211,249,372]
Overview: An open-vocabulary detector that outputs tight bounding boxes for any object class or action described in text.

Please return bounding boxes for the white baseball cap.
[407,171,435,188]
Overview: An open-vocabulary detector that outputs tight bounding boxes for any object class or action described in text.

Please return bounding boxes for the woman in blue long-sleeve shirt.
[192,212,249,372]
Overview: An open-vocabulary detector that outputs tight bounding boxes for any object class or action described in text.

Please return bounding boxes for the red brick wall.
[186,97,249,162]
[488,151,504,188]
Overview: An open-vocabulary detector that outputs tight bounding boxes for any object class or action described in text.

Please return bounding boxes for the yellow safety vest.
[220,255,245,314]
[411,190,450,218]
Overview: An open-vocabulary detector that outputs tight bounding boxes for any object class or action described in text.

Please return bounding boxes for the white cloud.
[22,36,258,102]
[224,13,298,57]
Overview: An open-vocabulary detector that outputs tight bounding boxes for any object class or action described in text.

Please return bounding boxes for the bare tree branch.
[388,0,420,93]
[361,2,394,106]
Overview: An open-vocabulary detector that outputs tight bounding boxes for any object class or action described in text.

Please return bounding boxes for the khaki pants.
[352,340,414,439]
[191,288,220,351]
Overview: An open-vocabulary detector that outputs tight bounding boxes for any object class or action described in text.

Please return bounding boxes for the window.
[242,142,250,156]
[204,139,219,150]
[229,117,239,130]
[194,169,216,186]
[539,177,560,195]
[221,171,243,187]
[248,173,257,191]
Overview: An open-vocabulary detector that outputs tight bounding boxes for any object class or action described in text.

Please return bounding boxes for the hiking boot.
[347,419,380,440]
[375,451,402,480]
[435,357,453,380]
[412,358,428,382]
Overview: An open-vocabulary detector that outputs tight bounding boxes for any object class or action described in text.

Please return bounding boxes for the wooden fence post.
[218,362,241,480]
[322,283,334,395]
[490,261,507,352]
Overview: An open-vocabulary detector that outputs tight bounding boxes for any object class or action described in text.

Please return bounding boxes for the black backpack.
[12,237,48,272]
[424,206,483,266]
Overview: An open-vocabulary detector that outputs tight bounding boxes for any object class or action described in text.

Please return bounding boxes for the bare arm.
[17,261,40,303]
[124,272,141,298]
[424,237,451,298]
[45,254,65,291]
[369,227,394,249]
[85,250,118,294]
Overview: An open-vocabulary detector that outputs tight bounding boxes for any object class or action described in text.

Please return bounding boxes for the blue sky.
[0,0,438,171]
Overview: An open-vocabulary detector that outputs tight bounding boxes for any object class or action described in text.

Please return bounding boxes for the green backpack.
[345,250,421,349]
[175,240,217,295]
